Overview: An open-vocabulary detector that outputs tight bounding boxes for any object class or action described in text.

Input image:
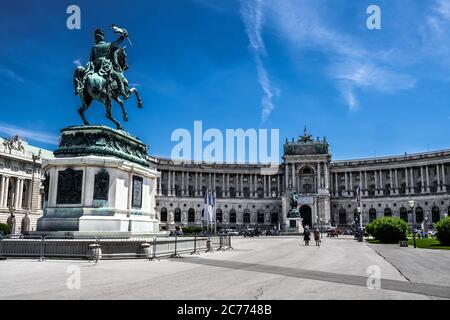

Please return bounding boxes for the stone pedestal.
[37,126,160,235]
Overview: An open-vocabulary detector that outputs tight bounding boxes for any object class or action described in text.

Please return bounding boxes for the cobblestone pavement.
[0,236,448,299]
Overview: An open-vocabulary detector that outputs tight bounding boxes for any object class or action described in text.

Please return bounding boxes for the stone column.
[199,172,203,196]
[344,172,348,197]
[436,164,441,192]
[425,165,430,193]
[195,172,199,196]
[394,169,399,194]
[335,173,339,197]
[0,175,4,208]
[292,164,296,190]
[379,170,383,195]
[181,171,185,196]
[364,171,368,196]
[167,171,172,196]
[317,162,322,190]
[420,166,425,193]
[285,164,289,189]
[269,175,272,198]
[240,174,244,197]
[158,175,162,195]
[222,173,226,197]
[349,172,353,196]
[324,163,329,190]
[442,164,447,192]
[14,178,21,209]
[2,176,10,208]
[226,174,230,197]
[405,168,409,194]
[173,171,176,196]
[410,167,414,194]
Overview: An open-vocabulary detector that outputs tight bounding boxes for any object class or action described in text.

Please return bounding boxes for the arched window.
[160,207,168,222]
[339,208,347,225]
[257,210,265,224]
[369,208,377,222]
[188,208,195,222]
[415,207,424,224]
[400,207,408,222]
[216,208,223,223]
[432,206,440,223]
[244,209,251,223]
[271,211,278,224]
[229,209,236,223]
[384,208,392,217]
[174,208,181,222]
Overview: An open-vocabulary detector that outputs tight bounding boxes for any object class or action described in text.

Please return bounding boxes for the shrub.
[181,226,203,234]
[366,217,409,243]
[435,217,450,246]
[0,223,10,236]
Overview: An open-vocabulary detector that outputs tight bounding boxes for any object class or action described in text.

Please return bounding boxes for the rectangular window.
[132,176,143,209]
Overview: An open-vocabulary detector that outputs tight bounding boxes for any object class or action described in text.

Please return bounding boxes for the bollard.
[205,236,213,253]
[217,235,225,251]
[228,235,233,249]
[39,236,46,262]
[88,243,102,263]
[171,234,181,258]
[149,237,160,261]
[139,243,151,258]
[191,234,200,255]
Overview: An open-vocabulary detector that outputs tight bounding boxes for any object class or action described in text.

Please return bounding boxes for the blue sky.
[1,0,450,161]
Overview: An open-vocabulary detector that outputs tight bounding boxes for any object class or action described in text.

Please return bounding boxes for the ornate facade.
[153,130,450,231]
[0,136,51,233]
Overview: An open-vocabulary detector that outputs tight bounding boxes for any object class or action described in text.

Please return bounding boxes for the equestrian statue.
[73,25,143,130]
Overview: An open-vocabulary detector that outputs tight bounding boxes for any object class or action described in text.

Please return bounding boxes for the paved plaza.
[0,237,449,300]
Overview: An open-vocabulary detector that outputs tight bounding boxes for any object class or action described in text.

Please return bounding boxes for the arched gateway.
[299,205,312,228]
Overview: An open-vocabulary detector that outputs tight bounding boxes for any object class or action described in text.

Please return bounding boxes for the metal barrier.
[0,234,231,261]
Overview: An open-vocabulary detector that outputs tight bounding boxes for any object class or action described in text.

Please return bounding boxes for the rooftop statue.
[73,26,143,130]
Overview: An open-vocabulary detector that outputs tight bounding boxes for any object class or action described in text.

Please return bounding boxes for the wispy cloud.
[73,59,82,67]
[240,0,279,122]
[0,66,24,83]
[0,123,58,145]
[264,0,417,111]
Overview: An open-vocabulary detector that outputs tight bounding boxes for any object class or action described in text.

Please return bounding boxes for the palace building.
[1,130,449,234]
[0,136,52,234]
[152,129,450,231]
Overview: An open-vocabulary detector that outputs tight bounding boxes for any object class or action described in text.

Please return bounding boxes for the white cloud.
[0,123,58,145]
[263,0,417,110]
[73,59,82,67]
[0,66,24,83]
[240,0,279,122]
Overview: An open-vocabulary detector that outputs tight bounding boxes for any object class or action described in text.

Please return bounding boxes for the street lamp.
[319,218,323,239]
[408,200,416,248]
[357,207,363,242]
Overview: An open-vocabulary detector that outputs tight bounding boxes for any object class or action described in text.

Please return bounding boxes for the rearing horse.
[73,47,143,130]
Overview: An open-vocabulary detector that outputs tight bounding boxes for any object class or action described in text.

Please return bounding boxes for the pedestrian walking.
[314,228,321,246]
[303,227,311,246]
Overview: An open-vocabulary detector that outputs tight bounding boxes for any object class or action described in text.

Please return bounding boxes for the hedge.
[435,217,450,246]
[366,217,409,243]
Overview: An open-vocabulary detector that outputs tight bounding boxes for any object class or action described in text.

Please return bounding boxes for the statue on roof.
[299,126,314,143]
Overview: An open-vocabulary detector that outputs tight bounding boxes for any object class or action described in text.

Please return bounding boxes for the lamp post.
[409,200,416,248]
[319,218,323,239]
[357,207,363,242]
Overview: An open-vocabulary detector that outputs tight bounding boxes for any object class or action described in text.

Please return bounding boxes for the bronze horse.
[73,47,142,130]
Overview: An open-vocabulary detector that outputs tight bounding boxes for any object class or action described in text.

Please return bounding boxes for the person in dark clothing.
[303,227,311,246]
[314,228,321,246]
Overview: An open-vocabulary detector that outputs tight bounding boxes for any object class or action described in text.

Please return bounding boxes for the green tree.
[435,217,450,246]
[366,217,409,243]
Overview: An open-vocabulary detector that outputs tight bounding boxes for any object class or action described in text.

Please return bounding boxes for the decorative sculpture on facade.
[73,26,143,130]
[288,191,301,218]
[2,135,25,153]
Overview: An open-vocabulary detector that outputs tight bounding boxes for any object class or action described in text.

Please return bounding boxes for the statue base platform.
[37,126,161,235]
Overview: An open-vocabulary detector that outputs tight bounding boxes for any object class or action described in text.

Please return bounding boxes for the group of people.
[303,226,321,246]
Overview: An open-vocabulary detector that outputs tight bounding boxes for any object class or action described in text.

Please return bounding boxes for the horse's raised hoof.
[123,114,128,122]
[138,101,143,109]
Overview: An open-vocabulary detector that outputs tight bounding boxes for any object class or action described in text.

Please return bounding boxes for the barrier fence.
[0,234,233,261]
